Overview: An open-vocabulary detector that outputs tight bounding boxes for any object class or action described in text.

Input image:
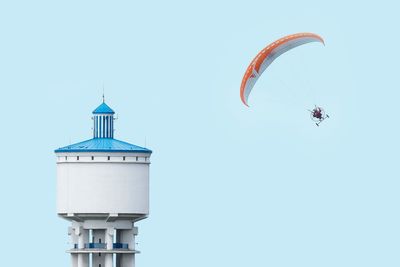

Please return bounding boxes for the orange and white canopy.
[240,33,324,107]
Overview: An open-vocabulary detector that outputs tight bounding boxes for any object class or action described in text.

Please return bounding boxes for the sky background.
[1,0,399,266]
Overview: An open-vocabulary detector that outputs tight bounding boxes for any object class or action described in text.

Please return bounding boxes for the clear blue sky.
[1,1,399,266]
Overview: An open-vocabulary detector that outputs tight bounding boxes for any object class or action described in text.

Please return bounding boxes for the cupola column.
[93,114,114,138]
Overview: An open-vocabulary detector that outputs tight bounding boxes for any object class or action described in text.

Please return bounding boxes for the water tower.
[55,100,152,267]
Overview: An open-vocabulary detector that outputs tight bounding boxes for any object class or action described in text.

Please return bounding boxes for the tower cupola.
[92,101,115,138]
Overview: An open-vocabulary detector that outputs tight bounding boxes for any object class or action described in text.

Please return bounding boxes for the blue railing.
[81,243,129,249]
[84,243,107,249]
[113,243,129,249]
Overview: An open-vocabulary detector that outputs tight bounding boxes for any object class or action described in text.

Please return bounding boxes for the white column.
[105,228,114,267]
[116,231,121,267]
[68,227,79,267]
[92,229,106,267]
[105,116,109,138]
[108,116,112,138]
[120,229,135,267]
[78,227,89,267]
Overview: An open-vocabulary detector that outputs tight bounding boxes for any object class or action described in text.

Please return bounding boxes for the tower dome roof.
[93,102,115,114]
[54,138,152,153]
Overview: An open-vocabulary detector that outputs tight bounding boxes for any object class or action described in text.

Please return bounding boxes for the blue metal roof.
[93,102,115,114]
[55,138,152,153]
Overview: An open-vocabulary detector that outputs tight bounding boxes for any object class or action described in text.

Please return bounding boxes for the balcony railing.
[113,243,129,249]
[84,243,107,249]
[78,243,129,250]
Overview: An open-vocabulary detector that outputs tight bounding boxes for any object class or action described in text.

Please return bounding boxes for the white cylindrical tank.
[56,152,150,216]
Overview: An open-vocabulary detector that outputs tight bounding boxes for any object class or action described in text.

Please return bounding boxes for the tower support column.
[105,228,114,267]
[119,229,135,267]
[68,227,78,267]
[92,229,106,267]
[78,227,89,267]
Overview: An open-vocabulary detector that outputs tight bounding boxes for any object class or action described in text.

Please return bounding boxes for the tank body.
[56,152,150,216]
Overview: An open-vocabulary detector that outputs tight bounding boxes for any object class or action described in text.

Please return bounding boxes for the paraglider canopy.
[240,33,325,107]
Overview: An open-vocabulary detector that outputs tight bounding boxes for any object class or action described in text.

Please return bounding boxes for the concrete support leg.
[78,228,89,267]
[115,230,121,267]
[120,254,134,267]
[71,254,78,267]
[116,254,121,267]
[120,229,135,267]
[69,227,79,267]
[105,228,114,267]
[92,229,106,267]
